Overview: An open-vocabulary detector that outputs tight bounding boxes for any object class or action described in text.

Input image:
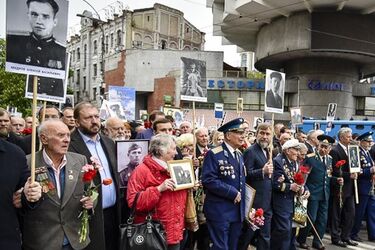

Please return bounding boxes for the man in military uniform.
[271,139,308,250]
[6,0,65,69]
[351,132,375,242]
[297,135,335,250]
[119,143,143,187]
[202,118,246,250]
[27,75,64,97]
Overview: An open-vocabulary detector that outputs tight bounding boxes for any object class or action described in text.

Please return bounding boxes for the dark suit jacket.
[68,129,120,250]
[23,151,89,250]
[329,144,354,198]
[0,140,29,250]
[244,143,272,215]
[370,144,375,161]
[266,90,282,109]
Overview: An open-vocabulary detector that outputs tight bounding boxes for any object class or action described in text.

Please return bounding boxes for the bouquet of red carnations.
[248,208,265,231]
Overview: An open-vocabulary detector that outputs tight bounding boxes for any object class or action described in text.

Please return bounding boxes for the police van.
[297,120,375,138]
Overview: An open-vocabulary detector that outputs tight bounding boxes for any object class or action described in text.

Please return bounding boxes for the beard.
[79,125,100,136]
[0,127,9,137]
[258,140,269,149]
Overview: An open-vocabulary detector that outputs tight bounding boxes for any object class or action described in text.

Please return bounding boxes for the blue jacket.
[358,147,374,196]
[243,143,272,214]
[202,143,246,222]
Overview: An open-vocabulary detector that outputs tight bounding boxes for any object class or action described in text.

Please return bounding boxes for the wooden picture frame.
[348,145,361,173]
[245,184,256,220]
[167,159,195,190]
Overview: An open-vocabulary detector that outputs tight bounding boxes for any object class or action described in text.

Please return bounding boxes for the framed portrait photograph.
[326,103,337,121]
[59,94,74,110]
[168,159,195,190]
[117,139,149,188]
[290,107,303,125]
[348,145,361,173]
[245,184,256,220]
[6,0,69,79]
[163,106,184,126]
[237,98,244,114]
[180,57,207,103]
[265,69,285,114]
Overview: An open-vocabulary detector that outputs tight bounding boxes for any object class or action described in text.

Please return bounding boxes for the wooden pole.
[268,113,275,178]
[30,76,38,183]
[354,179,359,204]
[306,213,325,247]
[192,101,196,159]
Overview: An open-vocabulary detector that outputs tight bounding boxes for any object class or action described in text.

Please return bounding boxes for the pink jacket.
[127,155,187,244]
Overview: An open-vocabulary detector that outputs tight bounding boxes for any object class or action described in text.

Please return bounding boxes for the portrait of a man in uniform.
[6,0,67,71]
[27,75,64,97]
[180,57,207,102]
[265,71,284,110]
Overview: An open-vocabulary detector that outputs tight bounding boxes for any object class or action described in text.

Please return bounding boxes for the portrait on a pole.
[265,69,285,114]
[326,103,337,121]
[180,57,207,102]
[6,0,69,79]
[290,107,303,125]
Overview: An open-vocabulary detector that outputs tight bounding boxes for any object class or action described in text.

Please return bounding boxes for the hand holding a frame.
[157,178,175,192]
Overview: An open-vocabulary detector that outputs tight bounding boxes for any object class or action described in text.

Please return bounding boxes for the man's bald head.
[105,117,126,141]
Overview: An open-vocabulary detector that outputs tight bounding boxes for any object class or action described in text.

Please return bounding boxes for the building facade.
[67,3,205,105]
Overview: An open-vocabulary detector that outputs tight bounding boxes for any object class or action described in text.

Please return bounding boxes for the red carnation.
[255,208,264,217]
[22,128,32,135]
[293,172,305,185]
[299,165,310,175]
[82,169,97,183]
[102,178,113,186]
[335,160,346,168]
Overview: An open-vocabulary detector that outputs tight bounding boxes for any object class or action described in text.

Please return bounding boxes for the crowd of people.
[1,102,375,250]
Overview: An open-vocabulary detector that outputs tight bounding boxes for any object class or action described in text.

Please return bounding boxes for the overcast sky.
[0,0,240,66]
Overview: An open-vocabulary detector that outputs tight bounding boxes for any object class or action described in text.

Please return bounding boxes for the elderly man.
[202,118,247,250]
[22,120,93,250]
[297,135,335,250]
[0,139,41,250]
[68,102,119,250]
[119,143,142,187]
[351,132,375,242]
[180,121,193,134]
[305,130,324,154]
[272,132,291,157]
[10,116,26,135]
[7,0,65,69]
[271,139,308,250]
[238,123,274,250]
[329,127,358,247]
[105,117,126,141]
[196,127,209,158]
[62,107,75,132]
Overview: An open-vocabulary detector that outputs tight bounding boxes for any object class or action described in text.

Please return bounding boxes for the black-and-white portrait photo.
[6,0,69,79]
[290,107,303,125]
[117,140,149,188]
[237,98,244,114]
[59,94,74,110]
[168,159,195,190]
[180,57,207,102]
[265,69,285,114]
[25,75,65,101]
[108,102,126,120]
[348,145,361,174]
[326,103,337,121]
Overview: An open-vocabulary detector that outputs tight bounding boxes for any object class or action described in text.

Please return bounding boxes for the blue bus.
[297,120,375,137]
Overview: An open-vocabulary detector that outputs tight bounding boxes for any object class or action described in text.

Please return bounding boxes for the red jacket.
[127,155,187,244]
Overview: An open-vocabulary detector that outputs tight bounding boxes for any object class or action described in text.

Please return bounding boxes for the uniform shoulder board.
[306,153,316,158]
[211,146,223,154]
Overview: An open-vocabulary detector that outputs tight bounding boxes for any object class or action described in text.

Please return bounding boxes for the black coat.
[0,140,29,250]
[68,129,120,250]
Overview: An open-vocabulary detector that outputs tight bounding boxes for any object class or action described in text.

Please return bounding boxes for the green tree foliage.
[247,70,265,79]
[0,38,32,116]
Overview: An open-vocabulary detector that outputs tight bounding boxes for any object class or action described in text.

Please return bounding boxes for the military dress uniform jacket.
[304,153,332,201]
[358,147,375,196]
[6,33,65,69]
[202,143,246,223]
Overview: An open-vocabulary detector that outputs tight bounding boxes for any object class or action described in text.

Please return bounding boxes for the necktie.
[322,156,326,165]
[234,151,240,164]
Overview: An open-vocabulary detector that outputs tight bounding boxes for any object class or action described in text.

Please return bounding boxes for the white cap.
[282,139,301,151]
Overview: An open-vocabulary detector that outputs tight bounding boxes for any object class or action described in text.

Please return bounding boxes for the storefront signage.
[307,80,344,91]
[208,79,265,90]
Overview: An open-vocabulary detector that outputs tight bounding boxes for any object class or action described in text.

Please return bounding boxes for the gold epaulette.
[211,146,223,154]
[306,153,316,158]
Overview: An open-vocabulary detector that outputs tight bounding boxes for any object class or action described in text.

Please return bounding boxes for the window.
[93,40,98,55]
[110,33,114,48]
[147,15,150,22]
[161,40,167,50]
[72,50,75,61]
[186,27,190,33]
[76,48,80,61]
[117,30,122,47]
[83,44,87,67]
[93,64,97,77]
[76,69,80,85]
[83,76,86,91]
[93,87,97,99]
[105,35,109,53]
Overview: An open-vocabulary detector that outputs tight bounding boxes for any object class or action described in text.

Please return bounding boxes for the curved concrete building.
[207,0,375,119]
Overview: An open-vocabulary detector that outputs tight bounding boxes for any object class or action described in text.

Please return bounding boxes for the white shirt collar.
[42,149,67,170]
[224,142,238,158]
[152,156,168,169]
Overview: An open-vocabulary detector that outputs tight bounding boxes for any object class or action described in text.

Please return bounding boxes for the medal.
[231,175,235,179]
[220,166,225,171]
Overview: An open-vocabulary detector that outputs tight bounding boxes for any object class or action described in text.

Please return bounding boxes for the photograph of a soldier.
[265,70,285,111]
[6,0,69,73]
[180,57,207,98]
[117,140,149,188]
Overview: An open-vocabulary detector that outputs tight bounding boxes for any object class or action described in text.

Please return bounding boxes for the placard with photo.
[168,159,195,190]
[326,103,337,121]
[265,69,285,114]
[290,107,303,125]
[348,145,361,173]
[180,57,207,103]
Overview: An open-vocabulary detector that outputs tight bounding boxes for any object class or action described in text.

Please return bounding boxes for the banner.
[108,86,136,120]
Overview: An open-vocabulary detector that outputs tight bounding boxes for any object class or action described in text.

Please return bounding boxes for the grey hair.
[38,120,67,137]
[338,127,352,140]
[298,143,308,151]
[149,134,176,158]
[195,127,208,137]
